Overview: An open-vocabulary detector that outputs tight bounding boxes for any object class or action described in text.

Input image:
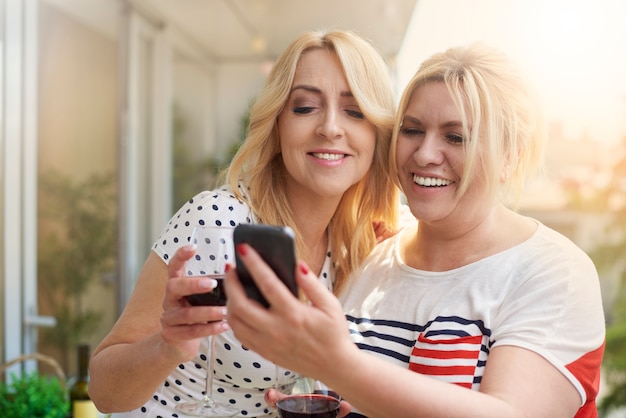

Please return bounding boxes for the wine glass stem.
[204,335,216,405]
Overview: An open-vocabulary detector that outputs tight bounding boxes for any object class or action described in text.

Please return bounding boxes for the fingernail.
[224,263,232,272]
[236,244,247,255]
[220,307,227,316]
[220,321,230,330]
[199,278,218,289]
[188,227,198,250]
[300,262,309,275]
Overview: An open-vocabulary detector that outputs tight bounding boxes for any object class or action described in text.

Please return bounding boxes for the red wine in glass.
[176,226,238,417]
[186,275,227,306]
[277,394,340,418]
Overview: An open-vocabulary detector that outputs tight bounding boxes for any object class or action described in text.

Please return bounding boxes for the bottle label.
[73,400,99,418]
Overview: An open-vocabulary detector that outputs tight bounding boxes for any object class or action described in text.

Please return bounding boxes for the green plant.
[598,320,626,416]
[37,170,117,372]
[171,105,249,212]
[586,136,626,416]
[0,372,69,417]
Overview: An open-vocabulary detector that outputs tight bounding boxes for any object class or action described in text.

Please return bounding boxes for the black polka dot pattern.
[131,186,336,418]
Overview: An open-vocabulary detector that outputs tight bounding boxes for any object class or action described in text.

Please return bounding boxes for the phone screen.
[233,224,298,307]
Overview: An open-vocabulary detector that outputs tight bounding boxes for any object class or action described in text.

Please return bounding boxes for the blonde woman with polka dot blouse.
[89,29,401,418]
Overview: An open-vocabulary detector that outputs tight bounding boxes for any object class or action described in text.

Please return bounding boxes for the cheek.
[351,123,377,158]
[278,119,301,155]
[395,139,411,170]
[364,135,376,162]
[360,131,377,172]
[362,122,377,153]
[446,152,467,179]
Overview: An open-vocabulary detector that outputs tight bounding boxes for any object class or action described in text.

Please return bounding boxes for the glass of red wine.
[176,225,238,417]
[275,366,341,418]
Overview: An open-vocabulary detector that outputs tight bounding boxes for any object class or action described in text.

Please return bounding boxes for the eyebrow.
[290,84,354,98]
[402,114,462,128]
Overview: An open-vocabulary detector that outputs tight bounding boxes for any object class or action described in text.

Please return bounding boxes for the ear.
[499,167,510,183]
[499,148,519,183]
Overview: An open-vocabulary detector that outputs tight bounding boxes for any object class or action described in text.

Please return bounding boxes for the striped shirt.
[340,221,605,417]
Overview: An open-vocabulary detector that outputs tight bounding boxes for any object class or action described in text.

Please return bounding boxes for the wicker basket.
[1,352,66,388]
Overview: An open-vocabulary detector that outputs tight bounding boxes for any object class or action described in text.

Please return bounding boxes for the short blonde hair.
[391,42,545,207]
[225,29,399,294]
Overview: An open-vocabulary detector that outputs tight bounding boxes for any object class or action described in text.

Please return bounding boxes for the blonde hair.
[391,42,545,207]
[225,29,399,294]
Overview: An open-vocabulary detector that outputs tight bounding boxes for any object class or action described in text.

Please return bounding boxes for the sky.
[396,0,626,144]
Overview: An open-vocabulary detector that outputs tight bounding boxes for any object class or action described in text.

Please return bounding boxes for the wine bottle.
[69,344,99,418]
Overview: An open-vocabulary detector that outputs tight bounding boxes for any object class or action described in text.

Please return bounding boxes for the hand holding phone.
[233,224,298,308]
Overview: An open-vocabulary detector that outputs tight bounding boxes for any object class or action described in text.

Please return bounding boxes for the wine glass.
[275,366,341,418]
[176,225,238,417]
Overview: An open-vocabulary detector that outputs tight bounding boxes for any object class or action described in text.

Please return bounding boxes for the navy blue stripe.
[346,314,492,337]
[348,329,415,347]
[346,315,426,332]
[424,328,472,338]
[355,343,410,363]
[425,315,492,337]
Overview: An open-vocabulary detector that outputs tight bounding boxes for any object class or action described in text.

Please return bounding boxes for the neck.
[288,194,337,276]
[403,204,535,271]
[294,216,330,275]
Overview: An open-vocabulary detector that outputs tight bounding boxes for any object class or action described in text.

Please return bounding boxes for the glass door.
[118,5,217,311]
[36,0,119,374]
[118,7,172,309]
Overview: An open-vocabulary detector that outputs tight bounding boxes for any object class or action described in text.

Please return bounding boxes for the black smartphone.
[233,224,298,308]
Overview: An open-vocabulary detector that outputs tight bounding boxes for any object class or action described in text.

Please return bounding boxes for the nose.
[413,133,444,167]
[315,108,344,139]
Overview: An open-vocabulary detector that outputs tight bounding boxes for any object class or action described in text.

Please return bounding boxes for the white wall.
[215,61,271,158]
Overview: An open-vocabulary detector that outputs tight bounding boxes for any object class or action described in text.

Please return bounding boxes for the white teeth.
[312,153,344,161]
[413,175,452,187]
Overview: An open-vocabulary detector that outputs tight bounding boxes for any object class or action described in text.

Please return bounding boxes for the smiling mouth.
[310,152,346,161]
[413,175,452,187]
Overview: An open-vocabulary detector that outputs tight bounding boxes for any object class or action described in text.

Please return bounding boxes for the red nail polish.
[236,243,247,255]
[300,263,309,275]
[224,263,231,272]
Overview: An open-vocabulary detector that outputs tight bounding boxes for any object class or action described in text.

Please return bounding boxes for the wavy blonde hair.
[224,29,399,294]
[390,42,546,208]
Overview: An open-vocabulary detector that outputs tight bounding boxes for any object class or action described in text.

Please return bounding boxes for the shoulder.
[493,222,605,403]
[174,186,253,227]
[339,231,401,301]
[493,220,605,346]
[527,221,598,277]
[368,229,400,263]
[152,186,254,262]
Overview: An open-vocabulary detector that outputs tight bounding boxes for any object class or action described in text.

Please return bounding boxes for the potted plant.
[0,353,69,418]
[37,170,117,372]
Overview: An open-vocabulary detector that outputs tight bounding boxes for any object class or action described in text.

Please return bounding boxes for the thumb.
[168,244,196,278]
[264,388,285,409]
[338,400,353,417]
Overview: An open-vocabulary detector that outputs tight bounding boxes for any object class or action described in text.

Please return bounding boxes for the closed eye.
[346,109,365,119]
[446,133,464,144]
[400,127,424,136]
[293,106,315,115]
